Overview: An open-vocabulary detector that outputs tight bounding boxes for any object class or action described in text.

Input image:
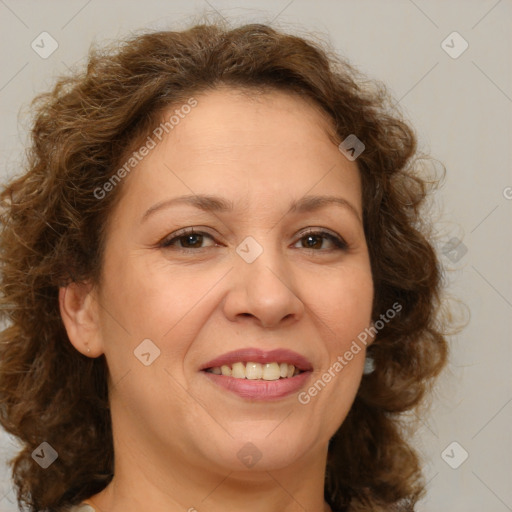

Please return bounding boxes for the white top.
[67,505,96,512]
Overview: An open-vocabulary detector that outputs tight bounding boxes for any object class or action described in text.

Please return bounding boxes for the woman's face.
[84,87,373,475]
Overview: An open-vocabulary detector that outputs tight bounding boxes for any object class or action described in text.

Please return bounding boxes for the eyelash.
[159,227,348,253]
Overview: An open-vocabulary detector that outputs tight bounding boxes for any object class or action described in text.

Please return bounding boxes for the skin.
[60,86,374,512]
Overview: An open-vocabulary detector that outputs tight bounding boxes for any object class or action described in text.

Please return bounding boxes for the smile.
[204,361,303,380]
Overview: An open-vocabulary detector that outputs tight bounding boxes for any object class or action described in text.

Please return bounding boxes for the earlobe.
[59,282,103,357]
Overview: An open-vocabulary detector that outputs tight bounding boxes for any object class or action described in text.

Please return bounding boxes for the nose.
[222,238,305,328]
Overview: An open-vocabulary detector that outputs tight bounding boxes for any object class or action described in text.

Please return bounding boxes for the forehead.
[168,86,339,149]
[112,86,362,221]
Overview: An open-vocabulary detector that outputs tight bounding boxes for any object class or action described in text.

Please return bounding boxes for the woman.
[0,21,449,512]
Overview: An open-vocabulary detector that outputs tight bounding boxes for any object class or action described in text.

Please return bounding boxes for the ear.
[59,281,103,357]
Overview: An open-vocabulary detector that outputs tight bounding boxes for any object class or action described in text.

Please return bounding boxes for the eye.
[294,229,348,251]
[159,227,349,252]
[159,228,216,250]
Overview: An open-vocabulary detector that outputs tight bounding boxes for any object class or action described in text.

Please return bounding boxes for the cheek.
[101,246,207,337]
[294,267,373,441]
[303,264,374,347]
[97,250,202,383]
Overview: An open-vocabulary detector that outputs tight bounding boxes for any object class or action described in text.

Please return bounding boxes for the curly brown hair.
[0,19,448,512]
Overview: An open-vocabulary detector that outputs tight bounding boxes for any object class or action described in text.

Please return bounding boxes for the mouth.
[203,361,304,380]
[199,348,313,400]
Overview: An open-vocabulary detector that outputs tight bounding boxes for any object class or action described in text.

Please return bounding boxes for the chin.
[203,432,314,473]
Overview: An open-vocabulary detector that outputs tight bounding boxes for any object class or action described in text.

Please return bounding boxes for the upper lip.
[199,348,313,372]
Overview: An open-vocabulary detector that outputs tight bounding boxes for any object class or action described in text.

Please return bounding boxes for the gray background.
[1,1,511,511]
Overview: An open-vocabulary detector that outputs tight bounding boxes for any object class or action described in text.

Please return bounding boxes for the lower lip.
[201,371,312,401]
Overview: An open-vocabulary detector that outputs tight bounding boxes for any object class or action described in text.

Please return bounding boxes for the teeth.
[231,362,246,379]
[245,362,263,380]
[206,361,302,380]
[262,362,281,380]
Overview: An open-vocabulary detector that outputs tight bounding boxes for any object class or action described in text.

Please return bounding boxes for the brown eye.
[295,230,348,251]
[160,229,216,250]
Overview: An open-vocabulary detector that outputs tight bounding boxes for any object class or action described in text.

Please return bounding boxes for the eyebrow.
[141,193,362,223]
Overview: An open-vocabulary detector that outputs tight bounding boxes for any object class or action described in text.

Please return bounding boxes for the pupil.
[305,235,320,249]
[185,234,201,247]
